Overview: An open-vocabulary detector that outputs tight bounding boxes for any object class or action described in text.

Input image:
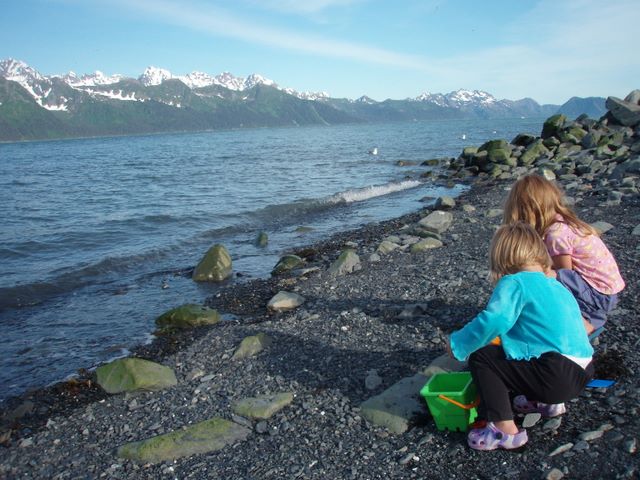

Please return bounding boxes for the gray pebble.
[545,467,564,480]
[543,417,562,431]
[523,412,541,428]
[623,438,637,454]
[255,421,268,434]
[549,443,574,457]
[572,440,589,451]
[578,430,604,442]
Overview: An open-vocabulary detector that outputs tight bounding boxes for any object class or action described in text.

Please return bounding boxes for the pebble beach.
[1,95,640,479]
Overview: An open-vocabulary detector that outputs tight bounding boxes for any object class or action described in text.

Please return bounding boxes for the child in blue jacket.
[448,222,594,451]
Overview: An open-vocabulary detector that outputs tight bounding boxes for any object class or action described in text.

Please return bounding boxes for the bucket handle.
[438,394,480,410]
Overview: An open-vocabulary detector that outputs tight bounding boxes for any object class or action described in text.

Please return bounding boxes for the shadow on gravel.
[247,329,442,405]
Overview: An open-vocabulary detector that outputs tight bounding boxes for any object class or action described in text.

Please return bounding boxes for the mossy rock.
[328,248,361,276]
[519,139,550,166]
[232,333,273,360]
[541,114,566,139]
[192,244,232,282]
[96,358,177,394]
[511,133,537,147]
[155,304,220,329]
[232,392,294,420]
[271,254,304,276]
[410,238,443,252]
[487,147,512,164]
[117,417,251,463]
[479,139,509,152]
[255,232,268,247]
[461,146,478,159]
[421,158,441,166]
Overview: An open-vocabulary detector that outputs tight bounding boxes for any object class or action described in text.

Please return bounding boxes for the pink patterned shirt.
[544,217,625,295]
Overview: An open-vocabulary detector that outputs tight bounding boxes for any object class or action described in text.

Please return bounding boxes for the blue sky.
[1,0,638,104]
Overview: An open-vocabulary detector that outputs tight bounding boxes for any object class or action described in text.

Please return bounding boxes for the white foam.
[329,180,422,204]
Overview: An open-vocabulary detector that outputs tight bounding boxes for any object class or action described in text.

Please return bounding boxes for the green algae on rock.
[117,417,251,463]
[271,254,304,276]
[155,304,221,329]
[232,392,294,420]
[95,358,177,394]
[192,244,232,282]
[232,333,273,360]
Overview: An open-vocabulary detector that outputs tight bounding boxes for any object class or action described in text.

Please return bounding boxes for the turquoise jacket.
[450,271,594,362]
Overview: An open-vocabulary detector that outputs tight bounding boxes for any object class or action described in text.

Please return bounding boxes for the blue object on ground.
[588,326,605,343]
[586,379,616,388]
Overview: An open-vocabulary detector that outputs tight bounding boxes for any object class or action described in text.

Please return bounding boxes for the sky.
[1,0,639,104]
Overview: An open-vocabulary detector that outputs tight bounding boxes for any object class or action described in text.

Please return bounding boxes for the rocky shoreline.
[1,93,639,479]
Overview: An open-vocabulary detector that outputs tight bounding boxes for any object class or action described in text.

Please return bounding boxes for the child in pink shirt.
[503,175,625,334]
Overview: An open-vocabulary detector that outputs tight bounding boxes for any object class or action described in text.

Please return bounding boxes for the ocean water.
[0,117,545,401]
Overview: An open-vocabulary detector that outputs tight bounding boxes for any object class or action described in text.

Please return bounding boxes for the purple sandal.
[513,395,566,418]
[467,422,528,451]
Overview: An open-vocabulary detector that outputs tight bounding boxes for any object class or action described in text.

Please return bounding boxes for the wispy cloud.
[103,0,436,72]
[246,0,363,15]
[421,0,640,101]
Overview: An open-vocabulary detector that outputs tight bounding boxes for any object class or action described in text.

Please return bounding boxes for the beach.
[1,107,640,478]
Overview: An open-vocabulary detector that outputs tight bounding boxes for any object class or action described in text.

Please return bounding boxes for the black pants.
[468,345,594,422]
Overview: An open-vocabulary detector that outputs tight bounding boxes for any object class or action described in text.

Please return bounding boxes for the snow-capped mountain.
[139,66,173,86]
[1,58,571,143]
[61,70,124,87]
[415,89,497,108]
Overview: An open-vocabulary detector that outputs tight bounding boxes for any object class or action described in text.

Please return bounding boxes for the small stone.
[543,417,562,431]
[545,467,564,480]
[19,437,33,448]
[523,412,541,428]
[549,443,573,457]
[572,440,589,451]
[365,370,382,391]
[578,430,604,442]
[605,430,625,443]
[399,452,416,465]
[255,421,268,434]
[624,438,637,454]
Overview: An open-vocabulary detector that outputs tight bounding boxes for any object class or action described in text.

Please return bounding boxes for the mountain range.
[0,59,607,142]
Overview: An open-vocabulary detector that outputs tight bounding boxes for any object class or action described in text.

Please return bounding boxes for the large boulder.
[511,133,537,147]
[267,291,305,312]
[541,114,567,139]
[328,249,361,276]
[192,244,232,282]
[417,210,453,234]
[155,304,220,329]
[232,392,294,419]
[117,417,250,463]
[232,333,273,360]
[519,139,550,166]
[606,95,640,127]
[271,254,304,276]
[96,358,177,394]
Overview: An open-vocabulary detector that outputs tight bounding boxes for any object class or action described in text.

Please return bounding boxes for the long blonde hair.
[503,174,598,237]
[489,222,552,283]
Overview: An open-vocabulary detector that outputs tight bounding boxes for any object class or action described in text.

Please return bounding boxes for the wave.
[247,179,424,224]
[327,180,422,204]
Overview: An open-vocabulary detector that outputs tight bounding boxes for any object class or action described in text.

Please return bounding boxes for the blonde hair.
[489,222,552,283]
[503,174,598,237]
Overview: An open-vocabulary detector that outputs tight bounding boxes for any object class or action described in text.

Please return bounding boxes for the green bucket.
[420,372,478,432]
